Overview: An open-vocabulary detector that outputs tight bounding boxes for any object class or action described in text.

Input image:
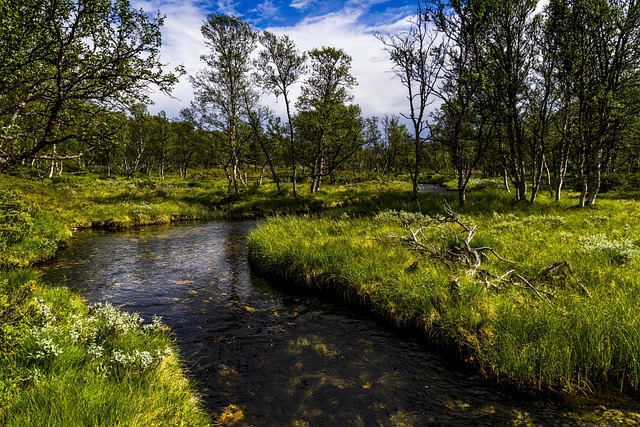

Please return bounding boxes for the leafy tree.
[0,0,180,172]
[431,0,497,205]
[577,0,640,206]
[362,117,383,173]
[191,13,258,195]
[123,104,150,177]
[243,88,282,191]
[383,116,414,176]
[483,0,538,202]
[256,31,307,196]
[376,1,446,202]
[295,47,363,193]
[537,0,640,206]
[170,111,202,178]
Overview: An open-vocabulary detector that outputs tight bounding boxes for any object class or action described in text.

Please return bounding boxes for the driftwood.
[397,200,553,304]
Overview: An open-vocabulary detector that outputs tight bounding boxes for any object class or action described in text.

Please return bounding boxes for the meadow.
[0,170,409,425]
[0,173,219,426]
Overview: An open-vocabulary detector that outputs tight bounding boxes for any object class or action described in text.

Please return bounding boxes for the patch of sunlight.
[482,404,497,415]
[456,401,471,410]
[217,404,244,426]
[378,371,405,388]
[596,407,640,425]
[290,336,341,358]
[168,279,195,285]
[389,410,420,426]
[510,409,536,427]
[217,363,239,377]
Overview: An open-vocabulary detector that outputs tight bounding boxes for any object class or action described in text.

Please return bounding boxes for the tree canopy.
[0,0,181,171]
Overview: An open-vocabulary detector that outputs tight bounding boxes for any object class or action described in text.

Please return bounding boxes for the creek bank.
[43,221,640,425]
[247,241,640,415]
[245,210,640,399]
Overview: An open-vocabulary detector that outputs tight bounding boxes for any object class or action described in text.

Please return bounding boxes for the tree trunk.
[412,134,421,203]
[586,147,602,206]
[503,166,510,193]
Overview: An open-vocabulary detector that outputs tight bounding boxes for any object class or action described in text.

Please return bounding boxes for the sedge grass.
[0,172,420,425]
[0,272,209,427]
[247,187,640,393]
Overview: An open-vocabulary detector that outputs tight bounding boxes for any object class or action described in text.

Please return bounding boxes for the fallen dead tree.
[387,200,556,304]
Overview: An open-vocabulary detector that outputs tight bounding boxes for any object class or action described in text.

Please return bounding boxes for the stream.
[40,221,640,426]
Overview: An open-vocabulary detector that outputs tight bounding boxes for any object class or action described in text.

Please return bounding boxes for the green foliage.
[0,275,209,427]
[295,46,363,193]
[579,234,638,266]
[0,190,34,250]
[0,0,181,171]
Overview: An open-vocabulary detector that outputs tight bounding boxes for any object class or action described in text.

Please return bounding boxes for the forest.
[2,0,640,206]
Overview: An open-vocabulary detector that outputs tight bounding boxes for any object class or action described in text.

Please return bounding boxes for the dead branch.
[514,274,554,305]
[476,247,518,265]
[386,200,556,304]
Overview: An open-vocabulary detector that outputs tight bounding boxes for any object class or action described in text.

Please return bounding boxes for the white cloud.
[132,0,208,116]
[264,9,410,120]
[143,1,415,122]
[215,0,240,15]
[250,0,281,23]
[290,0,314,11]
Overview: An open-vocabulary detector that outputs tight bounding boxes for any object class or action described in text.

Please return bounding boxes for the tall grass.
[248,187,640,393]
[0,175,218,426]
[0,270,209,426]
[0,171,421,425]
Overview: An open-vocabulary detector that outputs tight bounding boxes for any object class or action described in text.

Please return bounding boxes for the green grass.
[6,168,640,409]
[0,269,209,427]
[247,186,640,393]
[0,171,421,425]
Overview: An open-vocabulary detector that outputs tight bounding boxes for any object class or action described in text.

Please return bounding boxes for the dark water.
[40,221,640,426]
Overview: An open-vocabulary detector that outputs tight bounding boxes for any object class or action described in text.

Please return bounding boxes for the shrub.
[0,190,34,249]
[580,234,638,265]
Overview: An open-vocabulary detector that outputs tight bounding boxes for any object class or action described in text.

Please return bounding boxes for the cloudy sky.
[133,0,419,120]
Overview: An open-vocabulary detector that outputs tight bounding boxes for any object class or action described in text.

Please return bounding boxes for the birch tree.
[256,32,307,196]
[191,14,257,195]
[295,47,362,193]
[376,1,445,202]
[0,0,180,171]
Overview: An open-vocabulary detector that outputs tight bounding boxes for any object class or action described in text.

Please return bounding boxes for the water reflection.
[40,222,640,426]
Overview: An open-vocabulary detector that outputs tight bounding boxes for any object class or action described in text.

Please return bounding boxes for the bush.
[580,234,639,265]
[0,191,34,250]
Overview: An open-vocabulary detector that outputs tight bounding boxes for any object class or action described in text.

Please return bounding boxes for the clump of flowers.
[28,337,63,360]
[580,234,639,265]
[25,298,175,377]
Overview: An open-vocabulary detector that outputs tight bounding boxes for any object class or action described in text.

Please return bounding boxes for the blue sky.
[134,0,419,120]
[207,0,416,28]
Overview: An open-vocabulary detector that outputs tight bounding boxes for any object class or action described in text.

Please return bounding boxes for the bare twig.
[385,201,554,304]
[514,274,554,304]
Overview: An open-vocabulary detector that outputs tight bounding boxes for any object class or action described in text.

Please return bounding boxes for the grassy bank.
[0,171,406,268]
[0,176,212,426]
[247,185,640,394]
[0,171,414,425]
[0,268,210,426]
